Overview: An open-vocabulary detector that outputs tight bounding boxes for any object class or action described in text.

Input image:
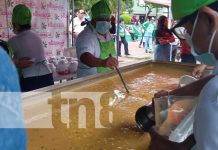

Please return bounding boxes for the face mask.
[96,21,111,34]
[186,12,217,66]
[84,16,90,21]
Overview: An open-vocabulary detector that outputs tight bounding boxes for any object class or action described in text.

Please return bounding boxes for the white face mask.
[95,21,111,34]
[185,12,217,66]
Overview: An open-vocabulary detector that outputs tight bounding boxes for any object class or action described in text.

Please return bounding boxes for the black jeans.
[118,36,129,55]
[20,73,54,92]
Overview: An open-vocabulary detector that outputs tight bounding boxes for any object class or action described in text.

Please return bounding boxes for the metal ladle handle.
[109,54,129,94]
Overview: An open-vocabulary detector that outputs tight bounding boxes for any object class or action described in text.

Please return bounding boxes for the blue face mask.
[96,21,111,34]
[185,13,217,66]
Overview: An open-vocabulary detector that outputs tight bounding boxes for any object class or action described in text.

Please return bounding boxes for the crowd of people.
[120,15,199,64]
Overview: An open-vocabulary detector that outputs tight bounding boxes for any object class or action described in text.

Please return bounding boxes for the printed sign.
[0,0,68,57]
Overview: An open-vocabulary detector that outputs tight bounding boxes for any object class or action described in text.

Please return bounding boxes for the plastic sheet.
[154,96,198,143]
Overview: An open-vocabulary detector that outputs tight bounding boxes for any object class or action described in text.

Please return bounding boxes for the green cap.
[91,0,111,20]
[172,0,216,20]
[12,5,32,25]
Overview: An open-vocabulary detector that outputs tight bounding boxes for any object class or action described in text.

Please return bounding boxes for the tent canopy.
[144,0,171,6]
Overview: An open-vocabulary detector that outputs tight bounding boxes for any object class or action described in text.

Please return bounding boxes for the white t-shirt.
[76,26,112,78]
[193,61,218,150]
[69,17,85,34]
[8,30,51,78]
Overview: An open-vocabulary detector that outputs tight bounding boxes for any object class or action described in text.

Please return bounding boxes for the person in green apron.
[118,18,130,57]
[76,0,118,78]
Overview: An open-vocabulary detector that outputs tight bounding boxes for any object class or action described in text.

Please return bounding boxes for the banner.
[0,0,68,58]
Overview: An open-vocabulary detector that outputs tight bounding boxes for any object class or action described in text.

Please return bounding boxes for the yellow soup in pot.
[26,64,192,150]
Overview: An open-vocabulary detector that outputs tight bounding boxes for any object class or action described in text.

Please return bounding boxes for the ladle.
[109,54,129,94]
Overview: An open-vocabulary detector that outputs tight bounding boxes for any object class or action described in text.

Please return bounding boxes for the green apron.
[119,25,125,37]
[88,24,116,73]
[97,39,116,73]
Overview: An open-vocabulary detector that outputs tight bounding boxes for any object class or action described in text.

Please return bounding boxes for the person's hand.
[152,90,169,113]
[14,57,34,68]
[111,16,116,24]
[153,90,169,99]
[102,57,118,69]
[159,38,168,45]
[149,127,195,150]
[192,64,207,79]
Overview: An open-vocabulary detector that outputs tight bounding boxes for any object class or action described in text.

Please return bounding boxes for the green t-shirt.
[142,21,151,31]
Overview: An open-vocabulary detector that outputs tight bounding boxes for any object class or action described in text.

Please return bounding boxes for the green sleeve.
[142,22,150,30]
